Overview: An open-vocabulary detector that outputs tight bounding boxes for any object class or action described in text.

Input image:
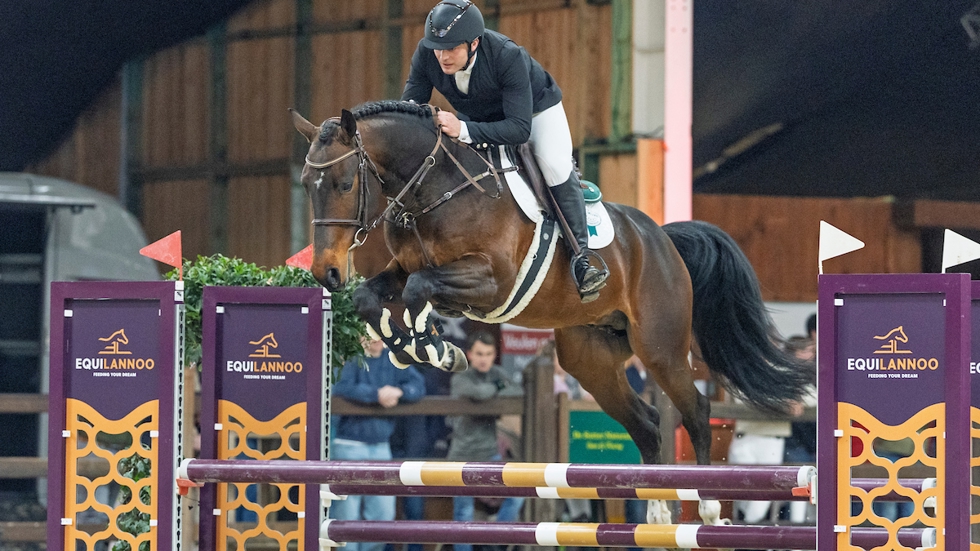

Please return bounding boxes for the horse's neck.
[362,117,512,226]
[361,117,437,192]
[362,118,460,205]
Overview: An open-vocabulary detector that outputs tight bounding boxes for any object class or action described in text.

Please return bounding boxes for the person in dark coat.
[402,0,608,302]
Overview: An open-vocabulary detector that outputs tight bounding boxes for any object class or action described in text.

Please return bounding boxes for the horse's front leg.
[351,264,418,367]
[401,255,499,372]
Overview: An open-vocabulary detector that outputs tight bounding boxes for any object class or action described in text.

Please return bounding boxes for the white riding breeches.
[529,102,574,187]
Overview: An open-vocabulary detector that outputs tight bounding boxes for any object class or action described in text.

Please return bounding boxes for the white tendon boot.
[698,499,731,525]
[646,499,672,525]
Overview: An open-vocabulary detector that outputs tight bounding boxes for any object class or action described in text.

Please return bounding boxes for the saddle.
[514,143,556,218]
[509,144,601,208]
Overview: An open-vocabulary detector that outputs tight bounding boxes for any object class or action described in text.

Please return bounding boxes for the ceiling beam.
[895,199,980,231]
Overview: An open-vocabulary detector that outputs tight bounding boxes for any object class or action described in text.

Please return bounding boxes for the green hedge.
[164,254,367,370]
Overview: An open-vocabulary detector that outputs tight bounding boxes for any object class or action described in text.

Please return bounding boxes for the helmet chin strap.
[464,39,478,70]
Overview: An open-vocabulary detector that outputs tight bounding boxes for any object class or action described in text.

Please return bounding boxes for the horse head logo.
[98,329,132,355]
[872,325,912,354]
[248,333,281,358]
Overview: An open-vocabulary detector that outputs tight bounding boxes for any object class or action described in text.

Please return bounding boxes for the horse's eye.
[340,180,354,192]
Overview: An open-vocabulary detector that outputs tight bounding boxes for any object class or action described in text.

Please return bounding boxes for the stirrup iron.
[570,249,609,302]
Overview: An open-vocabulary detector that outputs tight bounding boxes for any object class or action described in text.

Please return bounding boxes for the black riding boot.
[551,173,608,302]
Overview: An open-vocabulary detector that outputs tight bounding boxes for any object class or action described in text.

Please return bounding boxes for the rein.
[306,108,516,268]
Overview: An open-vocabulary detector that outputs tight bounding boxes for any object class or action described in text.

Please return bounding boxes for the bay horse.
[291,101,810,508]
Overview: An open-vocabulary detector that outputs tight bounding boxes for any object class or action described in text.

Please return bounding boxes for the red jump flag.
[140,230,183,279]
[286,244,313,270]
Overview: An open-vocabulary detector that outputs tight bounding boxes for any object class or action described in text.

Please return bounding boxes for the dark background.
[2,0,978,200]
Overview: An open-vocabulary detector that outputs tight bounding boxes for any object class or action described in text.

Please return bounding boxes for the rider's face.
[433,40,477,75]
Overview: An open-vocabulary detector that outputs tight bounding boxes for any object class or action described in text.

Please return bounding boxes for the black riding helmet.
[422,0,485,50]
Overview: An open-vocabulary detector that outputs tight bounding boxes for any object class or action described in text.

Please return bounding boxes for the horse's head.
[291,108,368,291]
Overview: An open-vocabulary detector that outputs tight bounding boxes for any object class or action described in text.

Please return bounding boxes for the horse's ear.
[340,109,358,141]
[290,108,317,143]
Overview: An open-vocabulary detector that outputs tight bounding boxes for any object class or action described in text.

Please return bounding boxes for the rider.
[401,0,608,302]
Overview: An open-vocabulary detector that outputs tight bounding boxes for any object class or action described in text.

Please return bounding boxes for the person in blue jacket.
[329,336,426,551]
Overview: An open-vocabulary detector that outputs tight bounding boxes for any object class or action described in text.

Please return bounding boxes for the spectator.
[781,335,817,523]
[551,342,593,403]
[806,313,817,342]
[330,336,426,551]
[448,331,524,551]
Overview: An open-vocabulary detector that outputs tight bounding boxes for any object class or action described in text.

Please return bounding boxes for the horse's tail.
[662,220,813,412]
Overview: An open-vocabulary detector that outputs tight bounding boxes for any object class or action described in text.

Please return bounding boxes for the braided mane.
[352,100,433,120]
[319,100,433,142]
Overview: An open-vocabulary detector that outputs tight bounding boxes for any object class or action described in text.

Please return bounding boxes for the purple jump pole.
[323,484,811,502]
[318,521,935,550]
[180,459,813,492]
[851,478,936,501]
[322,478,928,502]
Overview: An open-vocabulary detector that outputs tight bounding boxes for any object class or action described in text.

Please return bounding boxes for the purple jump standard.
[318,521,936,550]
[179,459,814,492]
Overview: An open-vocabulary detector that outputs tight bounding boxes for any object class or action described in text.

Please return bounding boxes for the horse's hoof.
[439,345,469,373]
[388,350,411,369]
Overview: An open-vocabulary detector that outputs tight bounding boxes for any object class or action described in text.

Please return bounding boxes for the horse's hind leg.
[627,316,712,467]
[554,327,679,523]
[628,319,725,526]
[552,327,661,463]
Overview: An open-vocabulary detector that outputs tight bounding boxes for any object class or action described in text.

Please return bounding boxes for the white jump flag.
[941,229,980,273]
[818,221,865,274]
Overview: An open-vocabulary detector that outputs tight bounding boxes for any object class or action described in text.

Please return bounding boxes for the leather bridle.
[304,109,515,267]
[306,123,382,232]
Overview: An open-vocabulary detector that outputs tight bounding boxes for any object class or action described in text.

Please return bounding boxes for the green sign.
[568,410,641,464]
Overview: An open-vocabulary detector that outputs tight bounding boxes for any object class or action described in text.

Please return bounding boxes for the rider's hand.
[436,111,461,138]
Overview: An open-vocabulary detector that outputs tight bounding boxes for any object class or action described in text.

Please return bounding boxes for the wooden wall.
[30,81,123,198]
[694,194,921,302]
[29,0,614,270]
[25,0,938,303]
[596,152,638,206]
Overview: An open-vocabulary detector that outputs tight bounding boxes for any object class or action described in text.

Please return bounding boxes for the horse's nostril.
[326,267,342,290]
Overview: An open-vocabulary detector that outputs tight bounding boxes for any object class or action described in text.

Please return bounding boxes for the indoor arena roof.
[2,0,977,200]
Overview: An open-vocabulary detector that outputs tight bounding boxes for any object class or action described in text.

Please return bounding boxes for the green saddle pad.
[581,180,602,203]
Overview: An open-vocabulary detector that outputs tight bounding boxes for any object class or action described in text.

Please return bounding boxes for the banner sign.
[568,410,641,464]
[48,281,184,551]
[817,274,970,551]
[199,286,329,551]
